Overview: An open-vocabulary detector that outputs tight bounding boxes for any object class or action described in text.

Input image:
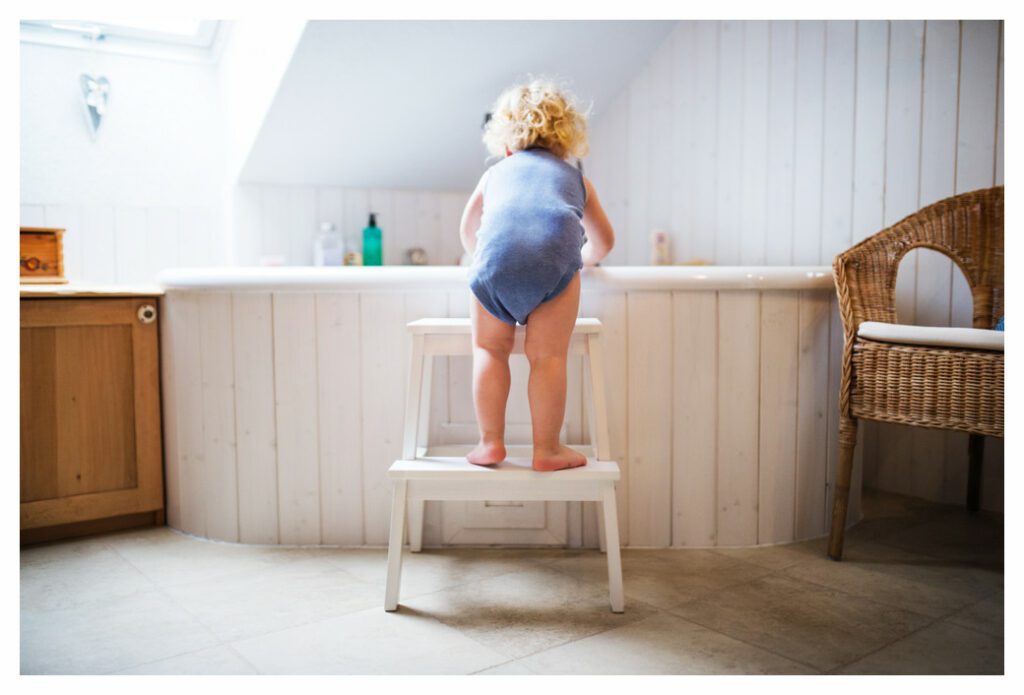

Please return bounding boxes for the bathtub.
[155,265,859,548]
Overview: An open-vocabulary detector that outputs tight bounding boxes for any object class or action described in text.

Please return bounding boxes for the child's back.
[470,146,587,326]
[459,78,615,471]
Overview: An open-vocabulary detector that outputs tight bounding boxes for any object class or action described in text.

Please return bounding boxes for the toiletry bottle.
[343,225,363,266]
[314,222,344,266]
[362,213,382,266]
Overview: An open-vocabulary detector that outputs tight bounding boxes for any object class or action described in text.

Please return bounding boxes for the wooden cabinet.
[20,293,165,543]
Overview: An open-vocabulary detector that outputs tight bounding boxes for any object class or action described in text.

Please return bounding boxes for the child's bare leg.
[468,292,515,465]
[524,272,587,471]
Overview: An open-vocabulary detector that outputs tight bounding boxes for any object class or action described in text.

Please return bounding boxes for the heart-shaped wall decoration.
[80,73,110,140]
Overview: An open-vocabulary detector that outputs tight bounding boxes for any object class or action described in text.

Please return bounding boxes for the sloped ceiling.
[239,20,675,190]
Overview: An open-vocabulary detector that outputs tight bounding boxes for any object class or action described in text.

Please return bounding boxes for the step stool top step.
[407,317,603,334]
[388,456,620,480]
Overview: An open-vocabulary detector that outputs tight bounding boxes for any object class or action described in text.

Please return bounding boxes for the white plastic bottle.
[314,222,344,266]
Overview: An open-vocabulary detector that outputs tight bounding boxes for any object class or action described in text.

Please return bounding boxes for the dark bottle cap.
[368,213,377,227]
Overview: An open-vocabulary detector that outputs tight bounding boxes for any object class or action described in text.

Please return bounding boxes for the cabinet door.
[20,298,163,528]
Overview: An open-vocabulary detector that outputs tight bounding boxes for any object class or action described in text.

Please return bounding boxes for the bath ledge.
[156,265,836,292]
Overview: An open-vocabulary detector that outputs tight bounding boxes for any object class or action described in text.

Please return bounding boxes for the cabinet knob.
[137,304,157,324]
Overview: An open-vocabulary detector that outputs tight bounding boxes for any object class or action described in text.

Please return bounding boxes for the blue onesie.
[469,146,587,326]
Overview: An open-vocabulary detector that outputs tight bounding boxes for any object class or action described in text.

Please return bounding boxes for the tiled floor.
[21,488,1003,675]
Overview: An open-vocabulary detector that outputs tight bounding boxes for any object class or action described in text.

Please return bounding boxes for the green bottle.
[362,213,382,266]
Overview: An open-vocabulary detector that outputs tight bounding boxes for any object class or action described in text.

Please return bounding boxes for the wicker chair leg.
[967,434,985,513]
[828,415,859,561]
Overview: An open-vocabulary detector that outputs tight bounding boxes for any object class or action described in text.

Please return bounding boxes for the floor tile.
[947,591,1003,638]
[21,541,157,612]
[516,610,817,675]
[230,605,509,674]
[670,573,932,672]
[401,564,657,659]
[876,510,1004,567]
[709,537,830,571]
[21,589,219,674]
[471,660,536,675]
[780,541,984,618]
[161,556,383,641]
[546,548,771,610]
[325,546,549,599]
[107,527,323,588]
[113,645,258,674]
[839,620,1003,674]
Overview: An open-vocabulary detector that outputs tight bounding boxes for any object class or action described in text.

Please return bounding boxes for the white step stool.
[385,317,624,613]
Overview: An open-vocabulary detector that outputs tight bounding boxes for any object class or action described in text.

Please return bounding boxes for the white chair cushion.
[858,321,1004,352]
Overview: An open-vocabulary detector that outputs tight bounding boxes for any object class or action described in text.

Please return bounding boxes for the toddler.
[458,79,616,471]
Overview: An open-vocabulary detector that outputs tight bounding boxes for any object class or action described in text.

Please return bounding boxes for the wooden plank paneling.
[316,293,365,545]
[670,21,697,264]
[359,292,406,544]
[147,207,180,281]
[159,296,182,529]
[260,187,290,264]
[691,20,719,263]
[20,204,46,227]
[171,292,207,537]
[792,20,826,265]
[820,20,856,264]
[198,293,239,541]
[179,207,213,268]
[649,36,674,242]
[601,93,630,267]
[716,291,761,545]
[114,206,148,284]
[716,21,744,265]
[758,291,799,544]
[232,292,280,544]
[765,20,797,265]
[626,291,673,546]
[739,21,769,265]
[672,291,717,546]
[795,291,830,537]
[272,293,321,544]
[627,62,652,265]
[851,21,890,244]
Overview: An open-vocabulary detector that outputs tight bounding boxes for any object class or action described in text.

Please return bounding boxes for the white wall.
[20,41,226,283]
[232,184,471,266]
[585,20,1004,511]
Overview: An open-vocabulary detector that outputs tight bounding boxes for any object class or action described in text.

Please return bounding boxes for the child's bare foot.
[467,440,506,466]
[532,444,588,472]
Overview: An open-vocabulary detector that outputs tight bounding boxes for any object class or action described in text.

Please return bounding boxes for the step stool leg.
[601,482,624,613]
[409,497,424,552]
[403,335,426,460]
[384,480,408,611]
[416,352,433,458]
[596,501,607,553]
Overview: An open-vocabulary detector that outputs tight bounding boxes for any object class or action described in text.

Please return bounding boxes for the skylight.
[20,20,225,62]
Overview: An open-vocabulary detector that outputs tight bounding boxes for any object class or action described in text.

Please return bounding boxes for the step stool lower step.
[384,456,624,613]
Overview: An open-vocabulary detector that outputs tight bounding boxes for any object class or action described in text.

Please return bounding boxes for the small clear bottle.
[313,222,344,266]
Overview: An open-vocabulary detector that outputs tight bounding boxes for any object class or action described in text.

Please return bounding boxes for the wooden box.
[21,227,67,284]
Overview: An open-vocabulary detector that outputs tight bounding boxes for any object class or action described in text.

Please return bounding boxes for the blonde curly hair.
[482,79,590,161]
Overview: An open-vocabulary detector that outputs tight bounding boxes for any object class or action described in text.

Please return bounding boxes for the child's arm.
[459,171,489,256]
[580,176,615,266]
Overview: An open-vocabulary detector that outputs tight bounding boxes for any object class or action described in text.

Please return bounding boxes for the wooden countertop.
[20,282,165,298]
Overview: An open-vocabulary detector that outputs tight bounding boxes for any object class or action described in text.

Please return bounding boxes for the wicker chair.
[828,186,1004,560]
